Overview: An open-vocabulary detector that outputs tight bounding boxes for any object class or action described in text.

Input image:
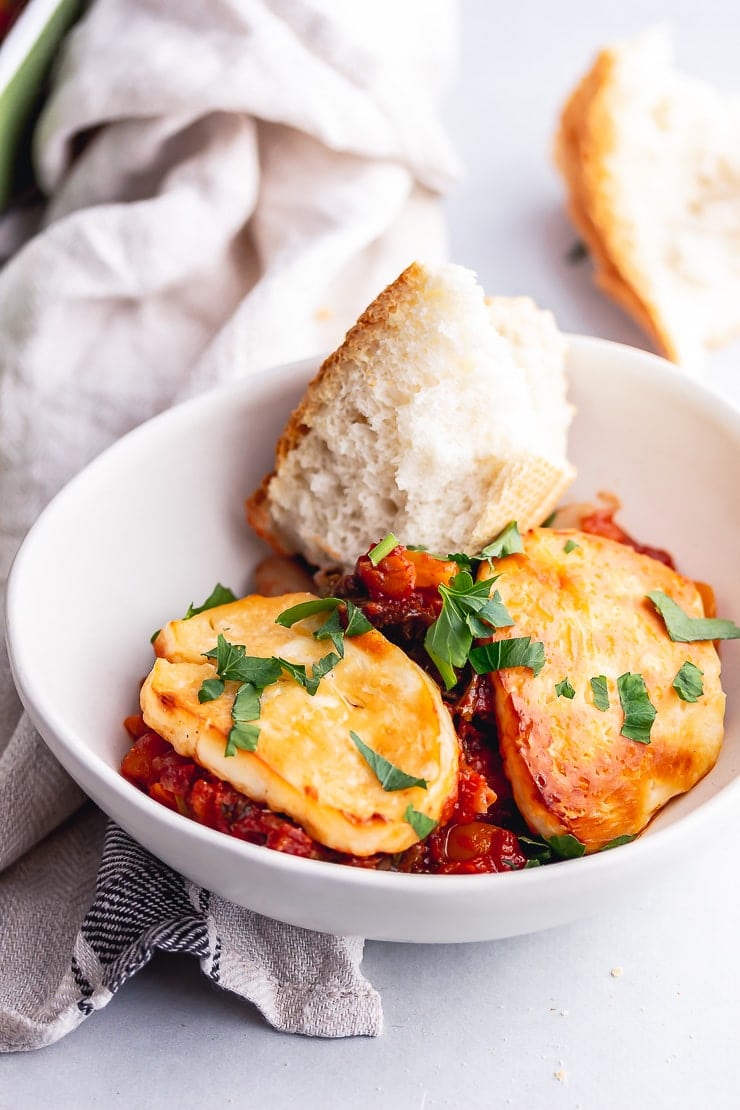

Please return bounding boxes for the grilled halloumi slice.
[142,593,458,856]
[480,529,724,851]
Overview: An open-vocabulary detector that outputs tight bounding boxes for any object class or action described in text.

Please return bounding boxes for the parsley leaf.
[404,805,437,839]
[672,661,704,702]
[469,636,546,677]
[590,675,610,711]
[480,521,524,558]
[600,834,637,851]
[424,571,514,690]
[555,677,576,699]
[275,598,342,626]
[198,678,225,703]
[313,609,345,656]
[343,600,373,636]
[276,652,341,695]
[225,721,260,756]
[617,672,657,743]
[349,731,427,792]
[547,833,586,859]
[563,539,580,554]
[368,533,399,565]
[540,510,557,528]
[647,590,740,642]
[203,636,282,687]
[232,681,261,722]
[184,582,237,620]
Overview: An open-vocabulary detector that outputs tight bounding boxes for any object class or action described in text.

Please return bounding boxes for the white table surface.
[4,2,740,1107]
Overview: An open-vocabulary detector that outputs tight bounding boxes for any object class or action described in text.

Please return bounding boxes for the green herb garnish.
[672,661,704,703]
[404,805,437,839]
[275,597,372,660]
[225,682,262,756]
[480,521,524,559]
[225,721,261,756]
[349,731,427,792]
[198,678,225,703]
[647,590,740,642]
[590,675,610,711]
[368,533,399,566]
[424,571,514,689]
[276,652,341,696]
[555,677,576,699]
[203,635,282,687]
[547,833,586,859]
[540,510,558,528]
[563,539,580,554]
[617,672,656,744]
[469,636,546,678]
[184,582,237,620]
[600,834,637,851]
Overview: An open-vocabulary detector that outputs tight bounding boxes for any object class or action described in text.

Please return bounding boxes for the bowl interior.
[6,336,740,941]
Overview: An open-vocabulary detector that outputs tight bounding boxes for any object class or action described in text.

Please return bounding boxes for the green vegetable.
[198,678,225,703]
[469,636,546,678]
[203,635,282,687]
[555,677,576,699]
[275,598,372,659]
[617,672,656,744]
[547,833,586,859]
[480,521,524,558]
[540,511,558,528]
[349,731,427,792]
[404,805,437,839]
[424,571,514,689]
[600,834,637,851]
[225,682,262,757]
[563,539,580,554]
[276,652,341,696]
[368,533,399,566]
[590,675,610,711]
[672,661,704,703]
[225,721,260,756]
[647,590,740,642]
[184,582,237,620]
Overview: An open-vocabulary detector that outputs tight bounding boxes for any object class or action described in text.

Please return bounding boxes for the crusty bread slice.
[247,262,575,570]
[555,28,740,369]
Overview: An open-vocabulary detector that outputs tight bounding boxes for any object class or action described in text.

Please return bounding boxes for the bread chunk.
[247,262,574,569]
[142,594,458,856]
[555,28,740,369]
[479,529,724,851]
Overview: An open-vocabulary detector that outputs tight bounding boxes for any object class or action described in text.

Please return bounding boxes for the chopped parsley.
[423,571,514,689]
[563,539,580,554]
[555,677,576,699]
[590,675,610,711]
[368,533,399,566]
[349,731,427,792]
[151,581,237,642]
[601,834,637,850]
[184,582,237,620]
[647,590,740,642]
[617,672,656,744]
[469,636,546,678]
[480,521,524,559]
[275,597,372,659]
[404,805,437,839]
[672,661,704,703]
[201,633,342,756]
[547,833,586,859]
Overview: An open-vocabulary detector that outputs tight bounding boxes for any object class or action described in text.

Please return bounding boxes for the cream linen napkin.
[0,0,460,1049]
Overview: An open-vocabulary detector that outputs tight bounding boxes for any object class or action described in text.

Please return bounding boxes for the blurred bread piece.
[247,262,575,570]
[555,28,740,370]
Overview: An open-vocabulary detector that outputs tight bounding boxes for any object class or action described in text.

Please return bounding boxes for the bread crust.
[247,262,574,568]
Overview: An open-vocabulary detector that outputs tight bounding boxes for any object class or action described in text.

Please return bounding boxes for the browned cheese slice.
[141,593,458,856]
[479,529,725,851]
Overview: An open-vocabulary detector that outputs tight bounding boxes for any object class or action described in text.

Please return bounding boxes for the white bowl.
[6,336,740,943]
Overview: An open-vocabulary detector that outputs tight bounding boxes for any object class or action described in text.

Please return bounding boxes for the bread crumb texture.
[555,27,740,369]
[247,262,575,568]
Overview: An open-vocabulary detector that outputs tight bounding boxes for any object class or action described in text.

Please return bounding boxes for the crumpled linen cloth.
[0,0,460,1050]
